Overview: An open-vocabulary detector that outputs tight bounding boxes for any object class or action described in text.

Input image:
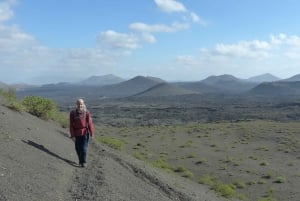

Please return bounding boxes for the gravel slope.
[0,103,227,201]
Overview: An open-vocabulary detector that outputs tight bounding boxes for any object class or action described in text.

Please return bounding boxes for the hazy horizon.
[3,72,289,86]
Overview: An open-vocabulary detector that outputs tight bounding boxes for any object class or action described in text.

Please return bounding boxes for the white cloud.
[271,33,300,47]
[126,0,204,48]
[190,12,207,26]
[154,0,206,26]
[97,30,140,50]
[0,1,38,54]
[0,0,15,22]
[214,40,271,59]
[173,34,300,80]
[130,22,189,33]
[285,50,300,59]
[141,33,156,43]
[154,0,187,13]
[190,12,200,23]
[269,34,300,60]
[0,25,37,52]
[0,22,127,83]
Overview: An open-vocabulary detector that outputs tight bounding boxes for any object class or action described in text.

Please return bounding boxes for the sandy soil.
[0,102,227,201]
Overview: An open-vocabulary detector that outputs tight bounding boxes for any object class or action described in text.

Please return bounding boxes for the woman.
[69,98,94,167]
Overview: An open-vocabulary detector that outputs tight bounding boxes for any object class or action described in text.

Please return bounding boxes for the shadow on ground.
[22,140,78,167]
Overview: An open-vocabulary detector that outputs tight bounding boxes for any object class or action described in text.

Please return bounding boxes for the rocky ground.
[0,100,227,201]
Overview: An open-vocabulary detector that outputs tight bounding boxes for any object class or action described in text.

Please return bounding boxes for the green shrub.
[151,156,174,173]
[198,174,214,186]
[98,137,125,150]
[174,166,194,178]
[22,96,58,119]
[195,157,208,165]
[199,174,238,199]
[260,161,269,166]
[274,176,286,183]
[213,181,236,198]
[182,170,194,178]
[263,171,274,179]
[8,99,25,112]
[133,151,147,161]
[247,180,256,185]
[20,96,68,127]
[233,180,246,189]
[0,88,16,101]
[237,193,248,201]
[258,197,277,201]
[0,89,25,112]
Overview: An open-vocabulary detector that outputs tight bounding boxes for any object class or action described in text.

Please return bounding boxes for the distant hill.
[0,81,12,91]
[96,76,166,97]
[174,81,222,94]
[41,82,72,88]
[201,74,240,85]
[78,74,125,86]
[248,81,300,97]
[247,73,280,83]
[10,83,39,91]
[16,73,300,103]
[134,83,198,97]
[283,74,300,82]
[16,75,165,103]
[200,74,258,93]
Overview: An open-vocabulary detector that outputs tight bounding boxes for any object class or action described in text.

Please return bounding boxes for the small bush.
[182,170,194,178]
[262,171,274,179]
[195,157,208,165]
[133,151,146,161]
[258,179,267,184]
[175,166,194,178]
[151,156,174,173]
[233,180,246,189]
[213,181,236,198]
[247,180,256,185]
[274,176,286,183]
[175,166,186,173]
[0,89,25,112]
[22,96,58,119]
[98,137,125,150]
[199,174,238,199]
[260,161,269,166]
[8,100,25,112]
[237,193,248,201]
[198,174,214,186]
[258,197,277,201]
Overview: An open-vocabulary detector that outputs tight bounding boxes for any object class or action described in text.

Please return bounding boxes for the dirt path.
[0,103,226,201]
[69,140,227,201]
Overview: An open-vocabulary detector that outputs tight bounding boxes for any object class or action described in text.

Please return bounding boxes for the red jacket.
[69,109,94,137]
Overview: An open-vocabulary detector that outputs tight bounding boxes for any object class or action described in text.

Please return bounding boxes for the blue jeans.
[75,134,89,164]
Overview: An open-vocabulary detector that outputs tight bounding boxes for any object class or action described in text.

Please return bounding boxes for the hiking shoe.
[82,163,87,168]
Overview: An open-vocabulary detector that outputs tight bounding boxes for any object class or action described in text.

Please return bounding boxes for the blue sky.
[1,0,300,84]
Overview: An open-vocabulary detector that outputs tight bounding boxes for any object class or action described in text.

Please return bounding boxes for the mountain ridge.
[4,73,300,101]
[246,73,281,82]
[78,74,125,86]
